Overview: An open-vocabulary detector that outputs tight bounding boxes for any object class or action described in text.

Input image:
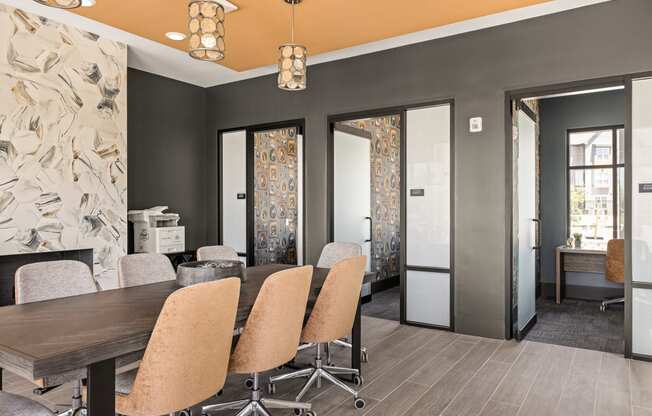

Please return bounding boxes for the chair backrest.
[229,266,313,374]
[316,242,362,268]
[606,239,625,284]
[118,253,176,288]
[197,245,239,262]
[117,278,241,416]
[15,260,97,304]
[302,256,366,344]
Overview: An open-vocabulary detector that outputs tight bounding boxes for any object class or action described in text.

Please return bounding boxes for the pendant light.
[278,0,307,91]
[188,0,226,61]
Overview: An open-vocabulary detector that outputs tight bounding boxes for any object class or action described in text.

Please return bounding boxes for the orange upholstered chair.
[601,239,625,311]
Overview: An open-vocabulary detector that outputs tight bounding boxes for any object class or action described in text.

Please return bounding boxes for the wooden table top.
[0,264,374,382]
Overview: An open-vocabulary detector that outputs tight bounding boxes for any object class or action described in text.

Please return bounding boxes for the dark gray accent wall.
[204,0,652,339]
[539,90,626,288]
[128,68,208,250]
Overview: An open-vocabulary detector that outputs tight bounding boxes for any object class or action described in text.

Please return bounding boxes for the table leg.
[0,367,3,391]
[87,359,115,416]
[351,301,362,381]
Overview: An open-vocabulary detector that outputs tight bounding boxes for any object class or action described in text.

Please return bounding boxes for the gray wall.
[204,0,652,339]
[128,68,208,250]
[539,90,626,291]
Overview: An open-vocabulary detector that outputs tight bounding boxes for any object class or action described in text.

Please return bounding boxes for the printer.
[128,206,185,254]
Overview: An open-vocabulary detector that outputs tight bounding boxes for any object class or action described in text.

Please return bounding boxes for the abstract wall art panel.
[0,5,127,289]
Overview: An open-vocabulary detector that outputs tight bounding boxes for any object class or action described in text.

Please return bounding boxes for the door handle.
[364,216,373,243]
[532,218,541,250]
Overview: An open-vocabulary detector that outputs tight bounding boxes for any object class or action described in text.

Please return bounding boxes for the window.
[568,126,625,246]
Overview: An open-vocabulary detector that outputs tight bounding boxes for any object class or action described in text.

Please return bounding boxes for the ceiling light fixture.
[32,0,82,9]
[166,32,187,41]
[188,0,226,62]
[278,0,307,91]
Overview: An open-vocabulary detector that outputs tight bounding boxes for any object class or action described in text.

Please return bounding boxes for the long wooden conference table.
[0,264,373,416]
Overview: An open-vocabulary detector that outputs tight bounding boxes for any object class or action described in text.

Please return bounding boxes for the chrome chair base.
[203,373,312,416]
[268,345,366,410]
[600,297,624,311]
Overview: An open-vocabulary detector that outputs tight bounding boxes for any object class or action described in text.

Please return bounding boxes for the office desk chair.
[15,260,99,416]
[112,278,240,416]
[0,391,55,416]
[269,256,367,410]
[197,245,239,262]
[203,266,313,416]
[118,253,176,288]
[316,242,369,364]
[601,239,625,311]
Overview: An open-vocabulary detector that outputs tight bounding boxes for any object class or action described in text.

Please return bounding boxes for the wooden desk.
[555,246,607,304]
[0,265,373,416]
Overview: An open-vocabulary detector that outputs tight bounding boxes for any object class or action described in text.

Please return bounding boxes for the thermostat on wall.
[469,117,483,133]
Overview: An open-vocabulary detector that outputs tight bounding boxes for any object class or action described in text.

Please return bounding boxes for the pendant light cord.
[291,1,295,44]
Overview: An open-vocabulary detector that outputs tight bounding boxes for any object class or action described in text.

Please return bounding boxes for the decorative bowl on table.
[176,260,245,287]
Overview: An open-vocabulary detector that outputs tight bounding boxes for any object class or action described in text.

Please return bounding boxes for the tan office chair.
[0,391,55,416]
[118,253,176,288]
[197,245,239,262]
[269,256,367,410]
[315,242,368,364]
[601,239,625,311]
[203,266,314,416]
[15,260,98,416]
[114,278,240,416]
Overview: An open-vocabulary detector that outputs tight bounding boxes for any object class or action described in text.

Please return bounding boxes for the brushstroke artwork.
[0,5,127,289]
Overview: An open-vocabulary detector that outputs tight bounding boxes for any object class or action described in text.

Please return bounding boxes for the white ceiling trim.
[1,0,612,88]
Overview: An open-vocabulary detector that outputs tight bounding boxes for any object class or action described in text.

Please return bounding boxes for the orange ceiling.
[71,0,551,72]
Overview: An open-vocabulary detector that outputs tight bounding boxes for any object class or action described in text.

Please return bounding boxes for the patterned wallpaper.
[342,115,401,280]
[0,6,127,289]
[253,127,298,265]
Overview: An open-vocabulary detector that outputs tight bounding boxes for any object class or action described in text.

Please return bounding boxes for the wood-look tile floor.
[3,316,651,416]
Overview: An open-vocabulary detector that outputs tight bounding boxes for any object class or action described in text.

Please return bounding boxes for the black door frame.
[217,118,306,267]
[326,99,455,331]
[504,72,652,359]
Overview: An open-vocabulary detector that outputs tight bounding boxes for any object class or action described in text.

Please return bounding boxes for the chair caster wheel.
[294,409,316,416]
[178,411,191,416]
[600,304,607,312]
[361,350,369,363]
[244,377,254,389]
[267,383,277,395]
[215,389,223,397]
[354,398,366,409]
[353,375,364,386]
[72,408,87,416]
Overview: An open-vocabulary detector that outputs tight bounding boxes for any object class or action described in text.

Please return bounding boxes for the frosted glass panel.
[334,130,372,271]
[632,78,652,283]
[517,110,537,331]
[221,130,247,253]
[406,271,450,326]
[406,105,451,268]
[633,288,652,356]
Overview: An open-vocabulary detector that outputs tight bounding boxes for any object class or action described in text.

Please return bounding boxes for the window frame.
[566,125,625,243]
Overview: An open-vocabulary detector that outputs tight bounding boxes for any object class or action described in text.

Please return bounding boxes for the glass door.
[220,130,247,264]
[631,77,652,357]
[404,103,453,328]
[333,127,372,271]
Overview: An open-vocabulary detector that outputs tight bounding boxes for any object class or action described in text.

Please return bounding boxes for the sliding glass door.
[631,77,652,358]
[404,103,453,329]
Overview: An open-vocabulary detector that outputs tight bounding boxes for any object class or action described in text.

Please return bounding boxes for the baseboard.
[541,282,624,301]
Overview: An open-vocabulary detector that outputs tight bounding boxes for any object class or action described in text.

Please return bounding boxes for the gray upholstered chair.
[316,242,363,268]
[117,253,176,288]
[15,260,98,415]
[315,242,368,363]
[196,245,239,262]
[0,391,55,416]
